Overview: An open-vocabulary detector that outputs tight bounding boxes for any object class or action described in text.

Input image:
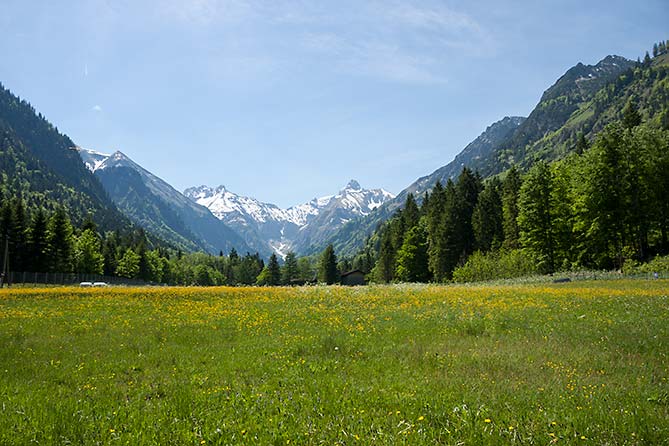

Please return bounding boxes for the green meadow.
[1,281,667,445]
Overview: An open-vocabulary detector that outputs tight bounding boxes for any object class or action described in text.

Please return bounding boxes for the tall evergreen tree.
[622,99,642,129]
[428,180,459,281]
[395,224,430,282]
[472,178,504,252]
[374,228,396,283]
[502,166,522,249]
[574,132,589,155]
[267,253,282,286]
[46,207,74,273]
[453,167,482,262]
[402,193,420,231]
[10,198,27,271]
[518,162,555,273]
[27,208,48,272]
[282,251,299,284]
[318,244,338,284]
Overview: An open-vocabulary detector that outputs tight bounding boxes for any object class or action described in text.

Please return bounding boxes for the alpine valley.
[1,45,667,270]
[77,147,395,258]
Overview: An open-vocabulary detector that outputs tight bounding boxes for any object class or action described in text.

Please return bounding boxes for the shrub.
[452,249,538,283]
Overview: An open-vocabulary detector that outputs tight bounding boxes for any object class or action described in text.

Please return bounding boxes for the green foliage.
[518,162,555,273]
[46,207,74,273]
[116,248,140,279]
[74,229,104,275]
[266,253,282,286]
[394,224,430,283]
[472,178,503,252]
[282,251,299,284]
[318,244,338,284]
[501,166,522,249]
[452,249,538,283]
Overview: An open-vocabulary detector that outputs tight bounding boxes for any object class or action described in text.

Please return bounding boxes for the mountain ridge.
[184,181,394,257]
[314,53,645,257]
[78,148,252,255]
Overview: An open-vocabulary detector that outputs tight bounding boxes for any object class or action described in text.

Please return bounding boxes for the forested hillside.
[345,43,669,282]
[0,84,129,230]
[322,48,669,258]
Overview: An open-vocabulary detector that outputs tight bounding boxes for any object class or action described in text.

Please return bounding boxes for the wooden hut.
[340,269,365,286]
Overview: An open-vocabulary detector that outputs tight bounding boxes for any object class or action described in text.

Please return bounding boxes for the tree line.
[0,195,352,286]
[352,107,669,283]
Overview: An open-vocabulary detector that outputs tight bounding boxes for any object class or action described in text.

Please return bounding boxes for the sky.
[1,1,667,208]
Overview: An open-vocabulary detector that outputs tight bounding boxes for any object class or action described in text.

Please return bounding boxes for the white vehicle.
[79,282,93,287]
[93,282,108,287]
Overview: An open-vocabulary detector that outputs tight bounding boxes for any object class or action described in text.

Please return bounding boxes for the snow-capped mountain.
[78,147,109,172]
[77,148,252,255]
[184,180,394,257]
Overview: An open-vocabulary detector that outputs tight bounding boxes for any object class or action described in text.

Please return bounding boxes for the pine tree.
[374,226,396,283]
[267,253,281,285]
[46,207,74,273]
[453,167,482,262]
[282,251,299,284]
[428,180,460,281]
[402,193,420,230]
[502,166,522,249]
[318,244,338,284]
[622,99,642,129]
[575,132,589,155]
[472,178,503,252]
[27,208,48,272]
[395,224,430,282]
[518,162,555,273]
[10,198,27,271]
[101,232,119,276]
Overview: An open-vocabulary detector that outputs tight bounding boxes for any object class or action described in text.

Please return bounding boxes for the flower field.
[1,280,668,445]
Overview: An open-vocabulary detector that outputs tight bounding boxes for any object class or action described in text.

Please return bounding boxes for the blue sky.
[1,1,667,207]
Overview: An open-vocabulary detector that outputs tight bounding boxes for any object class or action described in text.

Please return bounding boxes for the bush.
[624,254,669,275]
[452,250,538,283]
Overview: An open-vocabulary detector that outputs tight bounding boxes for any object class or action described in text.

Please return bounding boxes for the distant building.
[341,269,365,286]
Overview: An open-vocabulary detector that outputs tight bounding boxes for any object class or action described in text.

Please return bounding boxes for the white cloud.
[294,1,492,84]
[151,1,493,85]
[92,105,103,112]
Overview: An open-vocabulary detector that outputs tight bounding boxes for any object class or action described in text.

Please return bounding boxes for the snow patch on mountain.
[184,180,395,256]
[76,147,111,172]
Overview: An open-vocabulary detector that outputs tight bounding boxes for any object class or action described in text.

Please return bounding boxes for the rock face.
[78,148,251,255]
[184,180,394,257]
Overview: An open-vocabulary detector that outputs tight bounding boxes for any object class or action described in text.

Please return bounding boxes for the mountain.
[184,180,394,257]
[303,116,526,256]
[0,83,131,230]
[318,54,654,258]
[78,148,251,255]
[491,55,637,172]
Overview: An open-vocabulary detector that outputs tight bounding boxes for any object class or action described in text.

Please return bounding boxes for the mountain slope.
[185,180,394,257]
[306,116,525,256]
[491,55,637,172]
[79,149,251,255]
[0,83,130,230]
[318,54,650,257]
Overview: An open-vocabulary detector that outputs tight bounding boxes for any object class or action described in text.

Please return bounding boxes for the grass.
[0,280,668,445]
